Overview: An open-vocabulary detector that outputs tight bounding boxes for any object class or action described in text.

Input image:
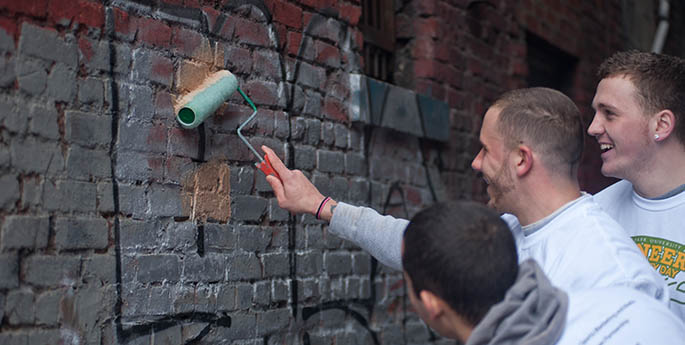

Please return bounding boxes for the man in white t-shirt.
[401,201,684,345]
[262,87,666,303]
[589,51,685,319]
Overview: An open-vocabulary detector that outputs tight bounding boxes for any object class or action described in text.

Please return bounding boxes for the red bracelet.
[316,196,330,219]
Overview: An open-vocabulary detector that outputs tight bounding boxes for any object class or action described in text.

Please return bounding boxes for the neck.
[443,309,474,343]
[512,173,581,226]
[629,141,685,198]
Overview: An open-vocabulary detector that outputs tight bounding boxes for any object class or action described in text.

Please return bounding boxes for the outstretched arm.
[261,145,337,220]
[261,145,405,270]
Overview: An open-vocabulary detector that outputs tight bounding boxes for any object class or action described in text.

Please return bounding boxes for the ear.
[653,110,676,141]
[419,290,445,320]
[514,144,533,177]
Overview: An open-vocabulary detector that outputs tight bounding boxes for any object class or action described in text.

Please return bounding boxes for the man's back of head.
[402,201,518,326]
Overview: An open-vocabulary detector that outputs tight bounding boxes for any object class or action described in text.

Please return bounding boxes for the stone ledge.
[349,74,450,142]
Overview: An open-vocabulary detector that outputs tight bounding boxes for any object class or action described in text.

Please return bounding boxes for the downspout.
[652,0,670,53]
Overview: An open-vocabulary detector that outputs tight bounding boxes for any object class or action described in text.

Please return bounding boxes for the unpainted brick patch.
[182,160,231,223]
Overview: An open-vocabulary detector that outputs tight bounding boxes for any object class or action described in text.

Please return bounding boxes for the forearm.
[328,202,406,271]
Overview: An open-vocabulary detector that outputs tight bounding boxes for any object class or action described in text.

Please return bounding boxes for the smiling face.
[588,76,653,180]
[471,106,516,212]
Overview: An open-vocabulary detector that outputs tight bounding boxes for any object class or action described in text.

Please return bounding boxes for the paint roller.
[175,70,280,179]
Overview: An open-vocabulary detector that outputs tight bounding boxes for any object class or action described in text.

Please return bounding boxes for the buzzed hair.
[598,50,685,143]
[493,87,584,175]
[402,201,518,326]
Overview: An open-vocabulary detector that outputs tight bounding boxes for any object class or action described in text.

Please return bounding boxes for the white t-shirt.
[501,194,667,304]
[557,287,685,345]
[594,179,685,320]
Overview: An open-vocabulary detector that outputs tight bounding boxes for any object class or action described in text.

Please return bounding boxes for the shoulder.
[558,287,685,345]
[593,180,633,206]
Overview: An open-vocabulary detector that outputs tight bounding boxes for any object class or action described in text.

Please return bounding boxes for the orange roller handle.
[256,153,281,180]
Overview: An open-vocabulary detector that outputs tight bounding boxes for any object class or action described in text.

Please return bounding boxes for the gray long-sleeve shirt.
[328,202,406,270]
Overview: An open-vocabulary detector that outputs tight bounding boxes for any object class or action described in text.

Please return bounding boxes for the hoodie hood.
[466,259,568,345]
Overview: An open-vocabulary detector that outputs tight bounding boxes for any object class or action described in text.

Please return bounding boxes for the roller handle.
[257,153,281,180]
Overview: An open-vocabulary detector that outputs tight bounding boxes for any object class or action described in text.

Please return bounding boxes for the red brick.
[172,27,202,55]
[416,0,437,15]
[0,18,17,37]
[0,0,48,17]
[224,44,252,75]
[339,3,361,25]
[202,6,221,31]
[274,23,287,51]
[49,0,104,29]
[150,55,174,87]
[114,8,136,42]
[216,14,236,40]
[243,80,279,106]
[442,65,463,89]
[435,43,450,62]
[234,17,270,47]
[287,31,302,56]
[299,0,336,10]
[253,49,281,81]
[182,0,201,7]
[414,59,435,78]
[412,38,434,59]
[447,88,466,109]
[405,186,422,207]
[154,91,175,120]
[353,29,363,50]
[78,37,95,62]
[323,97,347,122]
[268,0,302,29]
[172,27,212,62]
[416,18,439,38]
[467,58,484,77]
[511,60,527,76]
[314,40,340,67]
[137,17,172,49]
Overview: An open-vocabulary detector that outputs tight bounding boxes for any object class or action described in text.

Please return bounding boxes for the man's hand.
[261,145,337,220]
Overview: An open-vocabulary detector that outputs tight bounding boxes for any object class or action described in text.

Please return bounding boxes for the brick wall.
[0,0,658,344]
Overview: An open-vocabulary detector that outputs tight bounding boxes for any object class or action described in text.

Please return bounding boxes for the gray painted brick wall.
[0,1,465,344]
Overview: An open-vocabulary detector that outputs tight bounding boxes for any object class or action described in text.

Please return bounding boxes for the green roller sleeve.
[176,70,239,129]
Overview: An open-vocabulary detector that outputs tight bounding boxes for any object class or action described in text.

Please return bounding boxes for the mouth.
[599,143,614,154]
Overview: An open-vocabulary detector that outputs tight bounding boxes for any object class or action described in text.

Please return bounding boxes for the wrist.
[318,199,337,222]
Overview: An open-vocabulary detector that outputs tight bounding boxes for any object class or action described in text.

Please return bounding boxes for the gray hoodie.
[466,259,568,345]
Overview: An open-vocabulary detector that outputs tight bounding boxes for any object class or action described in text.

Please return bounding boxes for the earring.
[655,134,660,141]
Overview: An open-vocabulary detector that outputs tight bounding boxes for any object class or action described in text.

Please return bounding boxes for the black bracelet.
[316,196,330,219]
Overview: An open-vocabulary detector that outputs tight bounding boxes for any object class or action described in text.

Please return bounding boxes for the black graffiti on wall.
[105,0,432,343]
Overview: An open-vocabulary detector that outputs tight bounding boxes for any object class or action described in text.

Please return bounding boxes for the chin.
[600,164,624,180]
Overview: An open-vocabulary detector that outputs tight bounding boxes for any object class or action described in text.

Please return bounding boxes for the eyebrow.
[593,102,618,113]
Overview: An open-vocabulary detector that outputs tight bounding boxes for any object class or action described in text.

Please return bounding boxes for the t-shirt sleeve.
[328,202,407,271]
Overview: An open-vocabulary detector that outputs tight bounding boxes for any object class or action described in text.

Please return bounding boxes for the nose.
[471,149,483,171]
[587,112,604,137]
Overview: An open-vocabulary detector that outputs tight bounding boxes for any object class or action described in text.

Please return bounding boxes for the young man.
[262,87,666,302]
[401,201,684,344]
[589,51,685,319]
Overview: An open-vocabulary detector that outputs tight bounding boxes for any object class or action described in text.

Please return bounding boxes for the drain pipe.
[652,0,670,53]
